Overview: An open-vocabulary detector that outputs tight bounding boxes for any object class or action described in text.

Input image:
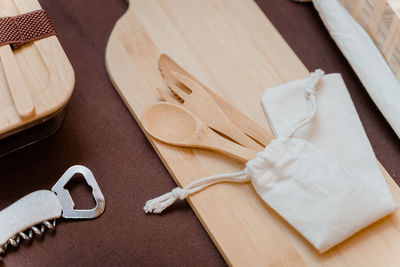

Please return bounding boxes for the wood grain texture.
[0,0,35,119]
[106,0,400,265]
[0,0,74,137]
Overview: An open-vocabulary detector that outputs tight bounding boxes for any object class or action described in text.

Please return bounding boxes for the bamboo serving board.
[106,0,400,265]
[0,0,74,137]
[340,0,400,80]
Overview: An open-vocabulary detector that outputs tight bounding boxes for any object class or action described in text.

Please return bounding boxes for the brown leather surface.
[1,0,399,266]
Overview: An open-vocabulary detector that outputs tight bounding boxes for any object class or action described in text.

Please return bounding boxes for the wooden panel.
[0,0,75,137]
[106,0,400,265]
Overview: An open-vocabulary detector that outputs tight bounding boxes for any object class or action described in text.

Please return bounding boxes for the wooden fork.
[160,68,264,151]
[158,54,274,148]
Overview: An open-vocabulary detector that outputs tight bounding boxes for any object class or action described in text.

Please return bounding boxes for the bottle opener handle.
[0,165,105,255]
[0,190,62,249]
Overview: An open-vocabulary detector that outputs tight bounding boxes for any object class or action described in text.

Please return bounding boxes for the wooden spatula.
[158,54,274,147]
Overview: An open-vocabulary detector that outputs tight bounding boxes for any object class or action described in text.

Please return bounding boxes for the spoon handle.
[201,129,259,162]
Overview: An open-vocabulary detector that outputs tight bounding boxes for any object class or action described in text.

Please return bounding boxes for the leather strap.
[0,9,57,49]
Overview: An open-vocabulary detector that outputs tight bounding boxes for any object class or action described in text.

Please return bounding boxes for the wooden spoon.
[158,54,274,147]
[142,102,258,162]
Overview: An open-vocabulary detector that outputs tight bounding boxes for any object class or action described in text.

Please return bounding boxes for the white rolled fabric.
[294,0,400,138]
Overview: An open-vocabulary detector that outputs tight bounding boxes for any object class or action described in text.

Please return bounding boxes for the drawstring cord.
[144,69,325,214]
[285,69,324,137]
[144,171,249,213]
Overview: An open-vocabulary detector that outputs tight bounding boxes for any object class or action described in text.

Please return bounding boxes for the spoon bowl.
[142,102,199,145]
[142,102,257,162]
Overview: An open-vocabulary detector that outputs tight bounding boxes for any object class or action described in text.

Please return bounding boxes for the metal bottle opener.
[0,165,105,255]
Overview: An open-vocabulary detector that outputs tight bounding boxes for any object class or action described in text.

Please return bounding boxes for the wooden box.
[0,0,74,156]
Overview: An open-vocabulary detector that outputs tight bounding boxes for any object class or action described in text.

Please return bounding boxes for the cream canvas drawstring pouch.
[144,70,398,253]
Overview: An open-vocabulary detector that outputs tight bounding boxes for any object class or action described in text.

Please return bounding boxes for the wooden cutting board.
[105,0,400,265]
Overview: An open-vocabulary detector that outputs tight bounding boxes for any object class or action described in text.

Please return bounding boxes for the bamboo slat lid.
[0,0,74,139]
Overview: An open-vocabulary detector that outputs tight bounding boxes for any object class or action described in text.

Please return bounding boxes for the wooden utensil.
[158,63,263,151]
[158,54,275,146]
[142,102,257,162]
[106,0,400,265]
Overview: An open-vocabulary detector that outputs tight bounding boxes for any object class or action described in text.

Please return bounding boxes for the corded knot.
[144,170,249,214]
[285,68,324,137]
[305,69,324,99]
[144,187,188,214]
[171,188,188,200]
